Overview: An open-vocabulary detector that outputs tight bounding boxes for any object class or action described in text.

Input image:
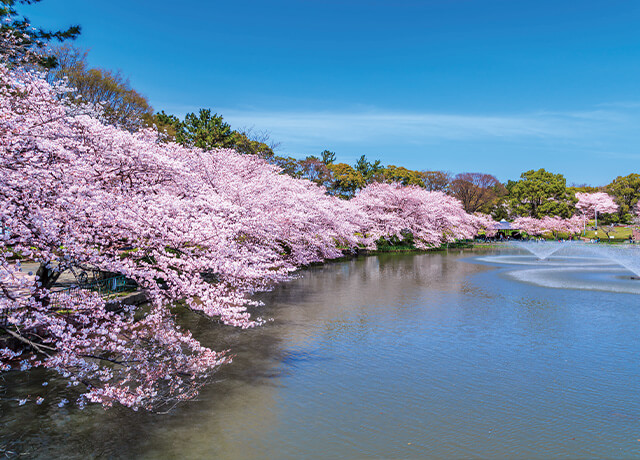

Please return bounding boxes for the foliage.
[354,155,384,184]
[568,184,601,195]
[272,155,303,178]
[48,45,153,131]
[175,109,234,150]
[472,213,499,237]
[606,173,640,223]
[513,216,582,237]
[449,172,504,214]
[327,163,365,198]
[146,110,180,140]
[379,165,423,187]
[320,149,336,165]
[298,156,332,187]
[151,109,277,158]
[230,128,277,159]
[420,170,452,192]
[507,169,574,218]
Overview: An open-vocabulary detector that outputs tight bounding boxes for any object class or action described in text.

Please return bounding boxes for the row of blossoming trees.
[1,59,632,411]
[0,62,629,410]
[0,66,498,410]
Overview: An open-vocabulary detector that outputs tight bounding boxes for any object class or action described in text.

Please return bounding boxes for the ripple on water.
[506,266,640,294]
[477,254,617,267]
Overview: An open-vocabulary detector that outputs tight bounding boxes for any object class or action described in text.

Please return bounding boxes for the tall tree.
[380,165,424,187]
[272,155,302,178]
[321,150,336,165]
[48,46,153,131]
[176,109,234,150]
[147,111,279,158]
[354,155,384,184]
[507,169,574,218]
[420,170,452,192]
[607,173,640,223]
[575,192,618,219]
[299,156,332,186]
[327,163,365,198]
[230,128,278,159]
[146,110,181,140]
[449,172,504,213]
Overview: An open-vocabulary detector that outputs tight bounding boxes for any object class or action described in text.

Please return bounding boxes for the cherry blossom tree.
[633,203,640,225]
[0,66,359,410]
[351,183,481,249]
[575,192,618,218]
[0,65,494,411]
[512,216,582,237]
[541,216,583,237]
[472,213,498,238]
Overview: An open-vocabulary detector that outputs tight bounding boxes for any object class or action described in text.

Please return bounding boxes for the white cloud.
[217,107,633,147]
[159,103,640,174]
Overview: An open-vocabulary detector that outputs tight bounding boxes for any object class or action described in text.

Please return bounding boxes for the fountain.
[587,244,640,279]
[478,243,612,268]
[509,240,571,260]
[506,241,640,277]
[476,241,640,294]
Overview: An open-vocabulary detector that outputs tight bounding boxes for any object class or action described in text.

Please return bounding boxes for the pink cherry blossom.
[0,66,358,409]
[0,66,491,410]
[513,216,582,237]
[351,183,482,249]
[575,192,618,218]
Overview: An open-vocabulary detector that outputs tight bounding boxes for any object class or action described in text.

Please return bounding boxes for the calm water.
[2,249,640,459]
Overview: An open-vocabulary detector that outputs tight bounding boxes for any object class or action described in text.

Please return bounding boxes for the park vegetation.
[1,0,639,411]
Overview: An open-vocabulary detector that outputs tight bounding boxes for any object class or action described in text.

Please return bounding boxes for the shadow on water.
[0,286,296,458]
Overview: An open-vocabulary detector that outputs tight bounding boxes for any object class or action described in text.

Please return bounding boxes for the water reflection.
[1,250,640,459]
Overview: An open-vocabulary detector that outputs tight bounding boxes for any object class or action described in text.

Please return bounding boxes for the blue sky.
[24,0,640,185]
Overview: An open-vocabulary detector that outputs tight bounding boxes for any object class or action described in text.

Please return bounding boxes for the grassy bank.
[582,227,633,242]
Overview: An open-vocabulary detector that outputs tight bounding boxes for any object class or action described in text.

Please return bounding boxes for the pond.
[2,249,640,459]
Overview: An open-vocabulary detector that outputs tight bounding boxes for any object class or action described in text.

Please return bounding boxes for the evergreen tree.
[507,169,574,218]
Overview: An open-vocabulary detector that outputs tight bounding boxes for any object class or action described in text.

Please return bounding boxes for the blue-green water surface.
[1,249,639,459]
